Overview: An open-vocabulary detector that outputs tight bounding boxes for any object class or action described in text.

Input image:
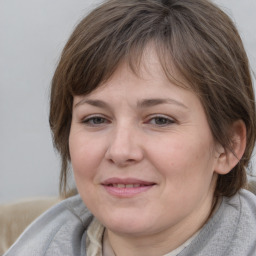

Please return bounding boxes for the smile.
[110,184,147,188]
[101,178,156,197]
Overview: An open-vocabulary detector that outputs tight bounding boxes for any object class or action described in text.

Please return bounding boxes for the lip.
[102,177,155,186]
[101,177,156,198]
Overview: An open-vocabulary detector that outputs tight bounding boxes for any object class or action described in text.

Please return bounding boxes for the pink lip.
[101,177,156,198]
[102,177,155,186]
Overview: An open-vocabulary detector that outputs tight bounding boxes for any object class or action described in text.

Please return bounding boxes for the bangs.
[65,14,193,98]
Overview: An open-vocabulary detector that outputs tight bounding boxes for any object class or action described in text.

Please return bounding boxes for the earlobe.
[214,120,246,175]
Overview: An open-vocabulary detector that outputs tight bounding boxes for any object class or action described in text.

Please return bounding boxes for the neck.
[105,228,194,256]
[105,189,220,256]
[105,204,215,256]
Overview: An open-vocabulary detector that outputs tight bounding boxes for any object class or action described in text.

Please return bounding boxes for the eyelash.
[81,115,110,126]
[81,114,175,128]
[145,115,175,126]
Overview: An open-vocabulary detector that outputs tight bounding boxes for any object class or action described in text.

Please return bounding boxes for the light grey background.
[1,0,256,204]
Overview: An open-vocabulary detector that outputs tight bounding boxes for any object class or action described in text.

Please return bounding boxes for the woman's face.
[69,48,221,240]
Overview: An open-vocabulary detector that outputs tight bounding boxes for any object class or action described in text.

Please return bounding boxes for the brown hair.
[49,0,256,198]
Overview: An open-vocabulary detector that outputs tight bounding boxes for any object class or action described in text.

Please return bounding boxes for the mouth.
[101,178,156,197]
[106,183,154,188]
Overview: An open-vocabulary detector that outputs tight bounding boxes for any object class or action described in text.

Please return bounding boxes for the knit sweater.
[4,190,256,256]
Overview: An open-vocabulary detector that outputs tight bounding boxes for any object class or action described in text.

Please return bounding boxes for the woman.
[4,0,256,255]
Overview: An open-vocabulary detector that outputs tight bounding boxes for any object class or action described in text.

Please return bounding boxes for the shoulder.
[180,190,256,256]
[225,189,256,231]
[225,190,256,255]
[237,188,256,211]
[224,189,256,214]
[4,195,93,256]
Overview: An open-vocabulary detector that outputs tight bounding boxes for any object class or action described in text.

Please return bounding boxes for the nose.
[105,125,144,167]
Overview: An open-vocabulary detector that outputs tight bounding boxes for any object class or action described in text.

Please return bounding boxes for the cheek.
[69,135,105,203]
[150,138,194,171]
[69,132,105,179]
[150,132,216,184]
[151,136,216,214]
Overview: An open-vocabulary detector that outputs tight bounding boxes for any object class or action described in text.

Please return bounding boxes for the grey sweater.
[4,190,256,256]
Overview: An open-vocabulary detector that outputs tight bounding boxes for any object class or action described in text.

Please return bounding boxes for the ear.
[214,120,246,175]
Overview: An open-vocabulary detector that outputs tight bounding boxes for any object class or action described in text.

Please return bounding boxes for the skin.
[69,47,243,256]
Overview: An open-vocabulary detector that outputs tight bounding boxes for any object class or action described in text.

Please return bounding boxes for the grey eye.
[149,116,174,126]
[82,116,108,126]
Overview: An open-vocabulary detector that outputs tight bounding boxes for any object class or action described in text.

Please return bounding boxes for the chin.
[98,210,155,236]
[107,222,151,237]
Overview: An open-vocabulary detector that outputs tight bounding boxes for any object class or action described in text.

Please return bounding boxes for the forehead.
[126,43,190,88]
[93,44,192,97]
[73,47,200,113]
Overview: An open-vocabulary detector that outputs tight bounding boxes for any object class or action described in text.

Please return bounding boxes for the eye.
[147,115,175,126]
[82,115,109,126]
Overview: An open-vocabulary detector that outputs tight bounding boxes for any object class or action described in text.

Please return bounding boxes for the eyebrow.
[137,98,187,109]
[74,98,188,109]
[74,99,109,109]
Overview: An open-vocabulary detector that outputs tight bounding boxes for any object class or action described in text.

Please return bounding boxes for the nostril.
[105,141,144,166]
[108,159,115,164]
